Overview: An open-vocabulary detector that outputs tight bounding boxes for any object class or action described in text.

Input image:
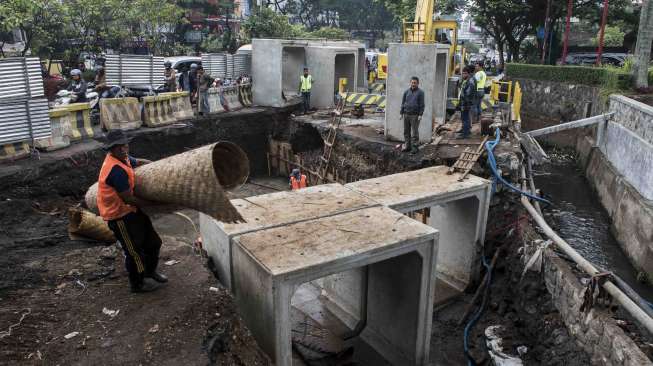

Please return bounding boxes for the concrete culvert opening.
[282,47,306,98]
[334,53,356,93]
[212,141,250,189]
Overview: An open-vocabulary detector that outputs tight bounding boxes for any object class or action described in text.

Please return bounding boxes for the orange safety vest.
[97,154,137,221]
[290,175,307,190]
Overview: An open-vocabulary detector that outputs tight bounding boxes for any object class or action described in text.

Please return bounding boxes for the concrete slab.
[199,183,378,290]
[231,206,438,365]
[385,43,450,143]
[346,166,492,290]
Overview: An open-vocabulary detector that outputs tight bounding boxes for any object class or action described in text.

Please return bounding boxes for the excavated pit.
[0,107,599,365]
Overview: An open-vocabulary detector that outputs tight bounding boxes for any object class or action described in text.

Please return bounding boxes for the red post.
[596,0,609,65]
[561,0,573,64]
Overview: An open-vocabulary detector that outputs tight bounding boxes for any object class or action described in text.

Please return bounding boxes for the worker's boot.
[131,279,159,293]
[146,271,169,283]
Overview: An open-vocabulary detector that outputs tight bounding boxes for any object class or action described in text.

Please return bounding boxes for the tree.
[125,0,184,55]
[591,25,625,47]
[469,0,530,63]
[633,0,653,89]
[310,26,349,39]
[0,0,64,57]
[241,7,306,44]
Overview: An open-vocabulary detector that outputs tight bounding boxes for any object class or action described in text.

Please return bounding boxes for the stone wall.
[542,250,652,365]
[513,78,606,147]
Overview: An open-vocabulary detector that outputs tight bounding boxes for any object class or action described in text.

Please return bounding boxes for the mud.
[1,108,595,365]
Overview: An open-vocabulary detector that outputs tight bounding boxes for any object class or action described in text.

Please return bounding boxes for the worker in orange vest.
[96,130,167,293]
[290,168,307,190]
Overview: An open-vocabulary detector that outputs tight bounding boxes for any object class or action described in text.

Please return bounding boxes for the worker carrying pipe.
[290,168,308,190]
[96,130,168,293]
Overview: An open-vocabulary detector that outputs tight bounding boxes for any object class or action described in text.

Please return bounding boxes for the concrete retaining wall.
[542,250,652,365]
[575,95,653,280]
[514,78,605,147]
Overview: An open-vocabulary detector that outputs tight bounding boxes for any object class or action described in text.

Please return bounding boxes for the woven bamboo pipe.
[85,141,249,223]
[68,207,116,242]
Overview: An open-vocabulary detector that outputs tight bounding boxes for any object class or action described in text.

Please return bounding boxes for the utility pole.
[561,0,573,65]
[540,0,552,64]
[595,0,609,66]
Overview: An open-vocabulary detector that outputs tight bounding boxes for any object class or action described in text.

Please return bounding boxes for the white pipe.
[520,192,653,335]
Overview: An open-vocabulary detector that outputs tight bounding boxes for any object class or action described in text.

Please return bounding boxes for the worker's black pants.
[403,114,420,150]
[108,210,162,289]
[302,91,311,113]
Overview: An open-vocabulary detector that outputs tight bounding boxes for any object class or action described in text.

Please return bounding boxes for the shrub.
[506,63,631,89]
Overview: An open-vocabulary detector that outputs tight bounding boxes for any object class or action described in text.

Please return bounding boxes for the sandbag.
[68,207,116,242]
[85,141,249,223]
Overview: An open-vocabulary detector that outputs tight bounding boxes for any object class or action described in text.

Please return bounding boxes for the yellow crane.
[401,0,461,76]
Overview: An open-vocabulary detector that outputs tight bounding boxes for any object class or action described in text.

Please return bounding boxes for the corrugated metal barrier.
[201,53,227,79]
[0,57,51,148]
[105,54,165,86]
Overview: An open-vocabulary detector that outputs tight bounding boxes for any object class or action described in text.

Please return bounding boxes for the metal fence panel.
[201,53,227,79]
[226,54,235,79]
[0,57,45,100]
[233,53,251,78]
[105,54,165,86]
[0,97,51,145]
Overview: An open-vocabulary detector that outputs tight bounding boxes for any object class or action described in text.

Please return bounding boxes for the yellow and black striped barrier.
[142,95,176,127]
[33,108,71,151]
[376,96,386,110]
[100,97,142,131]
[238,83,253,107]
[370,82,385,94]
[0,141,31,162]
[160,91,194,120]
[345,93,380,106]
[58,102,94,141]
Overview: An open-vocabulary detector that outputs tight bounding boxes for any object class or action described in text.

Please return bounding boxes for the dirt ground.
[0,181,284,366]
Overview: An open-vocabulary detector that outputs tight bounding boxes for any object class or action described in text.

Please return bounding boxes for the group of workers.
[399,62,487,152]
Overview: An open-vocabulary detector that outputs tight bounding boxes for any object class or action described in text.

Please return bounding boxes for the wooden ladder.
[448,136,489,181]
[317,96,347,183]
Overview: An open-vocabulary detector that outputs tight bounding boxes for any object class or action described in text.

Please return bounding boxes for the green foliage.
[591,25,625,47]
[506,63,632,90]
[464,42,480,54]
[0,0,64,56]
[309,27,349,39]
[241,7,304,44]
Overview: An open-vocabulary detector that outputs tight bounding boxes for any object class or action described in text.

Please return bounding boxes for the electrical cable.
[485,127,552,205]
[463,254,492,366]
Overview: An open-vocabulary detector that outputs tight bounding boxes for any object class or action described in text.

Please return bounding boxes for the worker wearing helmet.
[189,63,199,104]
[67,68,88,103]
[164,61,177,92]
[290,168,307,190]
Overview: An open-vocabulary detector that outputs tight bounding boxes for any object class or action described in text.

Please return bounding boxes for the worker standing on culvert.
[290,168,308,190]
[96,130,168,293]
[474,62,487,123]
[299,67,313,114]
[400,76,425,154]
[458,66,477,139]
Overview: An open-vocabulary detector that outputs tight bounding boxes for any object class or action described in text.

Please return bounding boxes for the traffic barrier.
[345,93,380,106]
[376,95,386,110]
[206,88,225,114]
[221,86,242,111]
[99,97,141,131]
[161,91,194,120]
[142,95,176,127]
[370,82,385,94]
[0,141,30,162]
[59,102,94,141]
[34,108,71,151]
[238,83,253,107]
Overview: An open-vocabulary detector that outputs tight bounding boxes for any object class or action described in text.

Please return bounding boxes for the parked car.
[563,53,629,67]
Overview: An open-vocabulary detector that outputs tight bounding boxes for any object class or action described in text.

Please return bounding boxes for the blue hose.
[463,254,492,366]
[485,128,552,205]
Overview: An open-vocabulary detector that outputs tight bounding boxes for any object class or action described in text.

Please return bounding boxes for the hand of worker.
[400,114,404,119]
[417,115,422,121]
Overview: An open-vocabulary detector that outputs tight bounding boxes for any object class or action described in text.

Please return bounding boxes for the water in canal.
[533,154,653,303]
